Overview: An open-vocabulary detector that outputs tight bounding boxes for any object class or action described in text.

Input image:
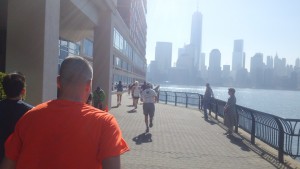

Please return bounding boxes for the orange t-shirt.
[5,100,129,169]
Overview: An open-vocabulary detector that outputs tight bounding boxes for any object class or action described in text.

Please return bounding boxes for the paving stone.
[109,94,297,169]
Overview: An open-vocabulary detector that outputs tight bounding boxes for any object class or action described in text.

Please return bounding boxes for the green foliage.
[0,72,6,100]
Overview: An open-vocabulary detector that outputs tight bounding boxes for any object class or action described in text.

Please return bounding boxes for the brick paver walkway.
[109,94,298,169]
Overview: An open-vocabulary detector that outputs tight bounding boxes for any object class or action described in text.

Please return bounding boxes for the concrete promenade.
[109,94,300,169]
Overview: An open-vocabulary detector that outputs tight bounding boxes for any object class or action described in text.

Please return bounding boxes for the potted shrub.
[0,72,6,100]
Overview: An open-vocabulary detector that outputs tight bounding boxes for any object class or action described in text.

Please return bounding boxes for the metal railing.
[158,90,300,162]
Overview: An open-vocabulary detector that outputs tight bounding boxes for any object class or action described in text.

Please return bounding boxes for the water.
[160,85,300,119]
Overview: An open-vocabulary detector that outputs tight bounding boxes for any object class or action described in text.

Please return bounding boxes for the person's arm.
[102,156,120,169]
[0,157,16,169]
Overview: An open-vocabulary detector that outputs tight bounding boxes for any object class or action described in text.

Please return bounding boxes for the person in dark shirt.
[203,83,214,121]
[141,81,147,91]
[116,81,123,106]
[0,72,33,161]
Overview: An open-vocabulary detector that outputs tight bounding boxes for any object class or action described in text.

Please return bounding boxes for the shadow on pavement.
[206,119,217,125]
[127,105,134,107]
[132,133,152,145]
[203,117,217,125]
[111,105,119,109]
[227,135,250,152]
[227,133,294,169]
[127,109,137,113]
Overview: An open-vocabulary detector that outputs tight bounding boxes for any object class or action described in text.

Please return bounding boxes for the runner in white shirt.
[141,83,158,133]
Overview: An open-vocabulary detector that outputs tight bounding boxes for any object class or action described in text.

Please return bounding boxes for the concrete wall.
[6,0,59,105]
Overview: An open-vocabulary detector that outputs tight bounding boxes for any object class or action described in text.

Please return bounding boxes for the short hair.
[2,72,26,98]
[228,88,235,94]
[59,56,93,86]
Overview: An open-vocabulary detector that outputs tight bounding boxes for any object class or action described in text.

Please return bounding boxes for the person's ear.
[21,88,26,97]
[57,76,62,89]
[85,80,92,92]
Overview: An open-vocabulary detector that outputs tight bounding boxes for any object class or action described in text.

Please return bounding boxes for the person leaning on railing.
[203,83,214,121]
[223,88,237,136]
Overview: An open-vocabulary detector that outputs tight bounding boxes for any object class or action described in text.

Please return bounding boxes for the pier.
[110,93,300,169]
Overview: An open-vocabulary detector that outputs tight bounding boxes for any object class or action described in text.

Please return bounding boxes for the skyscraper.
[208,49,221,84]
[155,42,172,81]
[232,39,245,72]
[250,53,264,87]
[266,56,273,69]
[190,10,203,71]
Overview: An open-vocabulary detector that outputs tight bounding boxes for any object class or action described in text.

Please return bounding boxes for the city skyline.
[146,0,300,70]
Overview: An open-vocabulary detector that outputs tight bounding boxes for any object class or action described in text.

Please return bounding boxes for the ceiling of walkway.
[60,0,94,42]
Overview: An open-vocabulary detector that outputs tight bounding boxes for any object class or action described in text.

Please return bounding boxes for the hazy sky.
[146,0,300,69]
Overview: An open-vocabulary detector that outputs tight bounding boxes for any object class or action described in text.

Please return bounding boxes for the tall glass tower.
[232,39,245,71]
[190,10,203,71]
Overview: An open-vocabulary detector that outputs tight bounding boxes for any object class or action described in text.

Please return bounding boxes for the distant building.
[155,42,172,82]
[266,56,274,69]
[176,44,195,84]
[274,54,287,77]
[232,40,244,71]
[250,53,264,87]
[232,39,245,80]
[190,10,203,71]
[208,49,222,84]
[295,58,300,69]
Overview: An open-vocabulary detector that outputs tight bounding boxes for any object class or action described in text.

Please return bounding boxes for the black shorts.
[133,96,139,99]
[143,103,155,117]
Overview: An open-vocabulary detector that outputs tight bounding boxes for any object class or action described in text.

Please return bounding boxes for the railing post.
[215,99,218,120]
[185,93,188,108]
[175,92,177,106]
[200,95,203,110]
[274,118,284,163]
[165,91,167,104]
[235,107,238,133]
[209,100,212,115]
[250,111,256,144]
[198,94,201,110]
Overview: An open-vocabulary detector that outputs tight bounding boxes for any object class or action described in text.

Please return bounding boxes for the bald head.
[59,56,93,87]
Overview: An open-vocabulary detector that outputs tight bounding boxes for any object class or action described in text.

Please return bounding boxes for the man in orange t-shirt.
[0,56,129,169]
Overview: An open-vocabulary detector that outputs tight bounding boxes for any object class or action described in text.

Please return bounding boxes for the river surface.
[160,85,300,119]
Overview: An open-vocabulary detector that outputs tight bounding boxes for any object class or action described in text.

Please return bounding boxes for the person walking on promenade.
[141,81,147,91]
[224,88,237,136]
[93,86,105,110]
[203,83,214,120]
[0,72,33,161]
[116,81,123,106]
[0,56,129,169]
[141,83,158,133]
[132,81,141,109]
[127,83,133,95]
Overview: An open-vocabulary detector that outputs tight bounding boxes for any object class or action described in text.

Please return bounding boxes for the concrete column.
[93,10,113,109]
[6,0,60,105]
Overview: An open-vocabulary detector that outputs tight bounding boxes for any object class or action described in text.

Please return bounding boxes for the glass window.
[83,39,93,57]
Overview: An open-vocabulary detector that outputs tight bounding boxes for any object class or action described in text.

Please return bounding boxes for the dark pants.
[203,99,211,119]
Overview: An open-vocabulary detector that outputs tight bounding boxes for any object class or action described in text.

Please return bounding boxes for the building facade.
[0,0,147,107]
[154,42,172,82]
